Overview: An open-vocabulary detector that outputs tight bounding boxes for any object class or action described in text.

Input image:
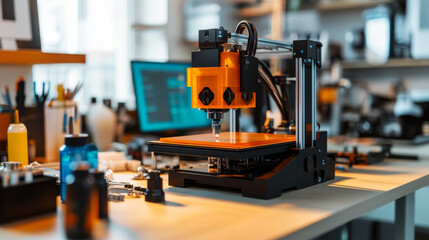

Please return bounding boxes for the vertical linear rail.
[295,58,306,149]
[293,40,322,149]
[230,109,236,133]
[151,152,157,170]
[312,59,316,142]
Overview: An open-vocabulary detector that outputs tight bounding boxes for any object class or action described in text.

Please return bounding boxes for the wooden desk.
[1,160,429,240]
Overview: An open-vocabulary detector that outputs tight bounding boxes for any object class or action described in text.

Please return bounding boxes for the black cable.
[235,21,289,120]
[235,21,287,121]
[258,69,284,112]
[265,88,271,111]
[249,22,258,56]
[258,59,291,121]
[258,68,287,120]
[279,82,290,121]
[235,21,253,56]
[258,74,286,120]
[258,60,283,104]
[258,60,289,113]
[258,60,276,84]
[235,20,257,57]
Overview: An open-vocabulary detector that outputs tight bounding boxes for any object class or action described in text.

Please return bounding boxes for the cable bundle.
[235,20,289,121]
[234,20,258,57]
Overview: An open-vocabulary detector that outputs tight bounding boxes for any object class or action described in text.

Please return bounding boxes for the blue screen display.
[131,61,210,132]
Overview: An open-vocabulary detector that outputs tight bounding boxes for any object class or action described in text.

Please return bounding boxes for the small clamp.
[108,187,144,198]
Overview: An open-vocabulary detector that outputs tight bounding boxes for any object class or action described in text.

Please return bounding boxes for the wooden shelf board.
[237,3,272,17]
[316,0,391,11]
[131,24,165,30]
[0,50,85,64]
[239,0,391,16]
[342,59,429,70]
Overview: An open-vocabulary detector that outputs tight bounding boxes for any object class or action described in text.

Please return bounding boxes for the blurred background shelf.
[239,0,392,16]
[342,59,429,70]
[316,0,392,11]
[237,2,272,17]
[131,24,165,30]
[0,50,86,64]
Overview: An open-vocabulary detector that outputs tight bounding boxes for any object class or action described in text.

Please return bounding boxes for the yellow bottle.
[7,110,28,165]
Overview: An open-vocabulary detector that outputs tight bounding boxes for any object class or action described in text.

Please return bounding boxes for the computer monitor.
[131,61,210,133]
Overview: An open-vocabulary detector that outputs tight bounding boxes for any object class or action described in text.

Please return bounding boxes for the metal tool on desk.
[329,144,419,168]
[108,193,125,201]
[108,186,144,198]
[147,20,335,199]
[104,169,137,188]
[107,175,165,203]
[0,162,44,187]
[132,166,148,180]
[105,168,165,202]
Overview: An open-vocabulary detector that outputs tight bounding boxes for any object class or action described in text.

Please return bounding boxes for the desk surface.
[2,159,429,240]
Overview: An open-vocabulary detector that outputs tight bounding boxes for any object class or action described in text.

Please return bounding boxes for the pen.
[63,113,68,133]
[65,89,70,100]
[42,82,51,102]
[69,116,74,134]
[33,81,40,104]
[4,85,11,107]
[15,77,25,113]
[42,82,45,99]
[57,84,64,101]
[43,82,50,102]
[70,82,83,99]
[33,81,51,105]
[1,94,6,105]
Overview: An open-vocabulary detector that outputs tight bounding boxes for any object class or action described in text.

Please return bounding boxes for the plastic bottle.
[60,133,90,202]
[65,162,98,239]
[85,97,97,133]
[7,110,28,165]
[86,104,117,151]
[92,170,108,219]
[86,143,98,170]
[60,113,99,202]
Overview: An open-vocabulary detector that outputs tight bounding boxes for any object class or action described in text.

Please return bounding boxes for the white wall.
[0,65,33,106]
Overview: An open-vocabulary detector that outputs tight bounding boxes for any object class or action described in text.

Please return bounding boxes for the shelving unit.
[342,59,429,70]
[0,50,86,64]
[238,0,392,16]
[237,2,272,17]
[0,50,86,106]
[131,24,164,31]
[316,0,391,11]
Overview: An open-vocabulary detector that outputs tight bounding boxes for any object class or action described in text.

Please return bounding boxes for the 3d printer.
[148,20,335,199]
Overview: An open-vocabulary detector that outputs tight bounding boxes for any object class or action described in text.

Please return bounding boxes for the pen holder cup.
[44,100,80,162]
[0,110,12,153]
[21,105,45,158]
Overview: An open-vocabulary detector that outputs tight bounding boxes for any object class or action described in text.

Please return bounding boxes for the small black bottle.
[92,170,108,219]
[64,163,99,239]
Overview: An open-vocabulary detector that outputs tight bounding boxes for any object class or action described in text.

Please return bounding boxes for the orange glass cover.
[159,132,295,149]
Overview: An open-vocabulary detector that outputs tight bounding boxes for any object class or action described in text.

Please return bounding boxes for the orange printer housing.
[187,51,256,109]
